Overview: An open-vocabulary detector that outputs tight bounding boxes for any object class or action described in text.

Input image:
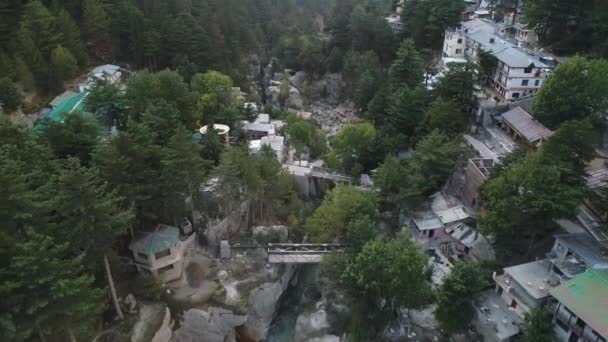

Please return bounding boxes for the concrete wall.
[443,30,467,57]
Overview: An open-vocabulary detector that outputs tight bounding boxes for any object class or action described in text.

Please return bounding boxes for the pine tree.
[15,28,47,90]
[0,234,105,341]
[43,159,133,266]
[55,9,87,67]
[160,126,210,224]
[0,77,23,113]
[50,45,78,87]
[389,39,424,88]
[83,0,112,61]
[19,1,61,58]
[38,111,102,163]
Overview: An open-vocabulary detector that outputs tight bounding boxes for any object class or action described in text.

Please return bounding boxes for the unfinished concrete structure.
[129,225,196,283]
[493,259,557,319]
[463,158,495,209]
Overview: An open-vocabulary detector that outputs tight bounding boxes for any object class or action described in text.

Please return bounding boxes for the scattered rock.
[125,293,137,313]
[290,71,309,91]
[306,335,341,342]
[171,308,247,342]
[253,225,289,243]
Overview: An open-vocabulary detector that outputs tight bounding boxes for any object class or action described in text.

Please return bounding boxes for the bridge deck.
[266,243,346,264]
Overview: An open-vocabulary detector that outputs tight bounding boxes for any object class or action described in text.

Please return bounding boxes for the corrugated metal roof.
[413,217,444,231]
[586,168,608,193]
[550,270,608,337]
[500,107,553,143]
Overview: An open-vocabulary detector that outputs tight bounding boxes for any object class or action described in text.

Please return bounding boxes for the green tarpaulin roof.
[129,225,180,255]
[47,91,90,123]
[550,270,608,337]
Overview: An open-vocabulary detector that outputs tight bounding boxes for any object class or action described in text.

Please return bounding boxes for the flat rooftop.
[554,233,608,271]
[504,259,553,299]
[475,290,523,341]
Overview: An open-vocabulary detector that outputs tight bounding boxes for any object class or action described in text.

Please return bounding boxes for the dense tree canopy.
[533,57,608,129]
[305,185,378,243]
[344,234,433,310]
[435,263,487,335]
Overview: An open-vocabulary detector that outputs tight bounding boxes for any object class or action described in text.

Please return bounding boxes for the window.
[455,48,462,54]
[535,79,540,86]
[555,317,569,331]
[429,229,435,238]
[524,66,532,73]
[512,92,520,98]
[510,300,518,309]
[497,286,503,296]
[154,249,171,259]
[457,38,463,43]
[521,79,529,86]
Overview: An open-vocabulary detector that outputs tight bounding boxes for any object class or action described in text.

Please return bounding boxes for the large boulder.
[240,264,298,340]
[171,308,247,342]
[253,225,289,244]
[290,71,309,91]
[294,308,331,342]
[131,304,173,342]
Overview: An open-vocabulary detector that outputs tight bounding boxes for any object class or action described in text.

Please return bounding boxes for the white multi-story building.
[443,19,553,101]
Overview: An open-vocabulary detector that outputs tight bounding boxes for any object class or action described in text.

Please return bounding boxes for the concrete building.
[443,19,553,100]
[493,259,557,319]
[547,233,608,282]
[550,270,608,342]
[474,290,524,341]
[249,135,285,162]
[129,225,196,283]
[577,168,608,242]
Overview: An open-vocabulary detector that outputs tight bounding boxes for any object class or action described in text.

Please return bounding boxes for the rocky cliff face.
[239,264,298,340]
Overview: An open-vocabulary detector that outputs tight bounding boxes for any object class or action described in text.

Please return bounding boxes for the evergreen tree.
[19,1,61,58]
[55,9,87,67]
[0,234,105,342]
[389,39,424,88]
[160,126,210,224]
[522,307,555,342]
[0,77,23,113]
[43,158,133,267]
[433,63,478,114]
[305,184,378,243]
[85,78,128,129]
[344,234,433,310]
[50,45,78,88]
[533,57,608,129]
[38,111,102,163]
[82,0,112,60]
[435,263,487,335]
[418,97,467,138]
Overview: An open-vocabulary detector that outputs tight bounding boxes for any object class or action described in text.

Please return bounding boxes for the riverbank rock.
[240,264,298,340]
[171,308,247,342]
[294,308,331,342]
[131,304,173,342]
[253,225,289,243]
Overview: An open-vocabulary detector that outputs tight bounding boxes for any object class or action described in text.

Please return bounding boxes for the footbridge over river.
[224,242,346,264]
